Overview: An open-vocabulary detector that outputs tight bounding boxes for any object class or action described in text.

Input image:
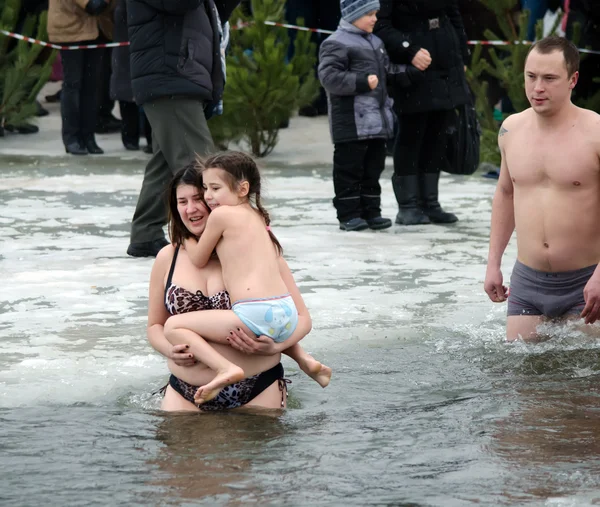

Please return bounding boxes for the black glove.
[85,0,108,16]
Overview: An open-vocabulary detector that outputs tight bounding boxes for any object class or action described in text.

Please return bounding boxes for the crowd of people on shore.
[3,0,600,414]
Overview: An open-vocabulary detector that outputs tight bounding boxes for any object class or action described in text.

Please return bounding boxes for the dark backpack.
[444,99,481,176]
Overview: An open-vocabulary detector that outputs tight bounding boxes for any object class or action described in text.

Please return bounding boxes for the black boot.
[84,137,104,154]
[65,142,88,155]
[391,174,430,225]
[420,172,458,224]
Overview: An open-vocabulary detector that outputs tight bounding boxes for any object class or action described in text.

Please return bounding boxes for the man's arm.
[484,122,515,302]
[580,116,600,324]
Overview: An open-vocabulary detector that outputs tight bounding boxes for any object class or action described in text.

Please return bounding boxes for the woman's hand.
[169,343,196,367]
[227,328,280,356]
[411,48,432,71]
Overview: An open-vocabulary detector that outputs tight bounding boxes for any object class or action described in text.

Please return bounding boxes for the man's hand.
[368,75,379,90]
[411,48,432,71]
[484,267,508,303]
[227,328,279,356]
[169,344,196,367]
[581,274,600,324]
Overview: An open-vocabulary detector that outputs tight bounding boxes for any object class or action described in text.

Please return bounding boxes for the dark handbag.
[444,99,481,176]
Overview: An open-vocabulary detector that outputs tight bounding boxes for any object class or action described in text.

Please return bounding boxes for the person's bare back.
[208,204,289,302]
[502,106,600,272]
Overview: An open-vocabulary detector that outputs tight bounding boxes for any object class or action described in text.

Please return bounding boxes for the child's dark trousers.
[333,138,387,223]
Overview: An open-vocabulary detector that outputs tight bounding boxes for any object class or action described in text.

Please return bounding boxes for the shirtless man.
[484,35,600,342]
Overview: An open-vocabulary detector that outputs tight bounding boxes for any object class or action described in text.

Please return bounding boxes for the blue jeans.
[522,0,548,40]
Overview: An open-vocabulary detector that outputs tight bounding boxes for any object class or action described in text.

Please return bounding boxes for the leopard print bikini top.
[164,246,231,315]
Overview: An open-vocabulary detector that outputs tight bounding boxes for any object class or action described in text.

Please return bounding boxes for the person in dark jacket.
[319,0,423,231]
[110,0,151,151]
[286,0,342,116]
[48,0,116,155]
[375,0,470,226]
[565,0,600,102]
[126,0,240,257]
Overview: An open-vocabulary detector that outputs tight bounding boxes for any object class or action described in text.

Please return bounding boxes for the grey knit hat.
[340,0,380,24]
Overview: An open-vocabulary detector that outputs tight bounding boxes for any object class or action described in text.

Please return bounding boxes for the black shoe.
[127,238,170,257]
[5,123,39,134]
[339,217,369,231]
[143,144,153,154]
[366,216,392,230]
[124,142,140,151]
[279,117,290,129]
[84,139,104,154]
[36,101,49,117]
[0,125,4,137]
[65,142,88,155]
[420,172,458,224]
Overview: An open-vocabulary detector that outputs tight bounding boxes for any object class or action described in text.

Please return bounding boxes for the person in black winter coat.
[126,0,240,257]
[375,0,470,225]
[565,0,600,102]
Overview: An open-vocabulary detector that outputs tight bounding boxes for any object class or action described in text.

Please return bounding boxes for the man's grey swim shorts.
[507,260,596,318]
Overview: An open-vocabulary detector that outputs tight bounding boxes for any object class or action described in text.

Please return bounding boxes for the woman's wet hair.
[166,160,205,246]
[203,151,283,255]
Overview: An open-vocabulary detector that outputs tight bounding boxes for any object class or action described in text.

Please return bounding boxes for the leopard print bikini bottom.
[166,363,289,411]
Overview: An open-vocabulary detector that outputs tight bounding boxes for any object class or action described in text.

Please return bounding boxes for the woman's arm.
[147,246,196,366]
[185,208,227,268]
[227,256,312,355]
[374,0,420,64]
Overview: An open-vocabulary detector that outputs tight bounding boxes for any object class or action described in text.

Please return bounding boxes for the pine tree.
[0,0,56,132]
[209,0,319,157]
[466,0,531,165]
[467,0,597,165]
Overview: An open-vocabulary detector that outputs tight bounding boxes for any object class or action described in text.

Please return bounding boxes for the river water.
[2,158,600,506]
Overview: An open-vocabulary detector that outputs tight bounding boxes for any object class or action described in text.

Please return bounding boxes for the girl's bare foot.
[194,365,245,405]
[297,356,332,388]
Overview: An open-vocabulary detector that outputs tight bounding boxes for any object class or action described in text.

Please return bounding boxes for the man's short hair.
[527,35,580,76]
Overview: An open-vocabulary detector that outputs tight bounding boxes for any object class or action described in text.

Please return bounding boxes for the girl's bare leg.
[165,326,244,405]
[284,343,332,388]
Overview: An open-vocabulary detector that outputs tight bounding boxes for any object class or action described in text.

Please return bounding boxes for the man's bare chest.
[506,135,599,187]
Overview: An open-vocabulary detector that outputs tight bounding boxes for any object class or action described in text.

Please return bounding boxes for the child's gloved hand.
[368,75,379,90]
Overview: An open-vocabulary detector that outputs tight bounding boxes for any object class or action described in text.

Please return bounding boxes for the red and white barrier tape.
[467,38,600,54]
[0,29,129,49]
[2,21,600,54]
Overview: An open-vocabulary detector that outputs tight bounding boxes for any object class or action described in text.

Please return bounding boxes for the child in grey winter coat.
[318,0,423,231]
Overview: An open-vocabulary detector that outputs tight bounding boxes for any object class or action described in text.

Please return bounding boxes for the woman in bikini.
[148,162,329,411]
